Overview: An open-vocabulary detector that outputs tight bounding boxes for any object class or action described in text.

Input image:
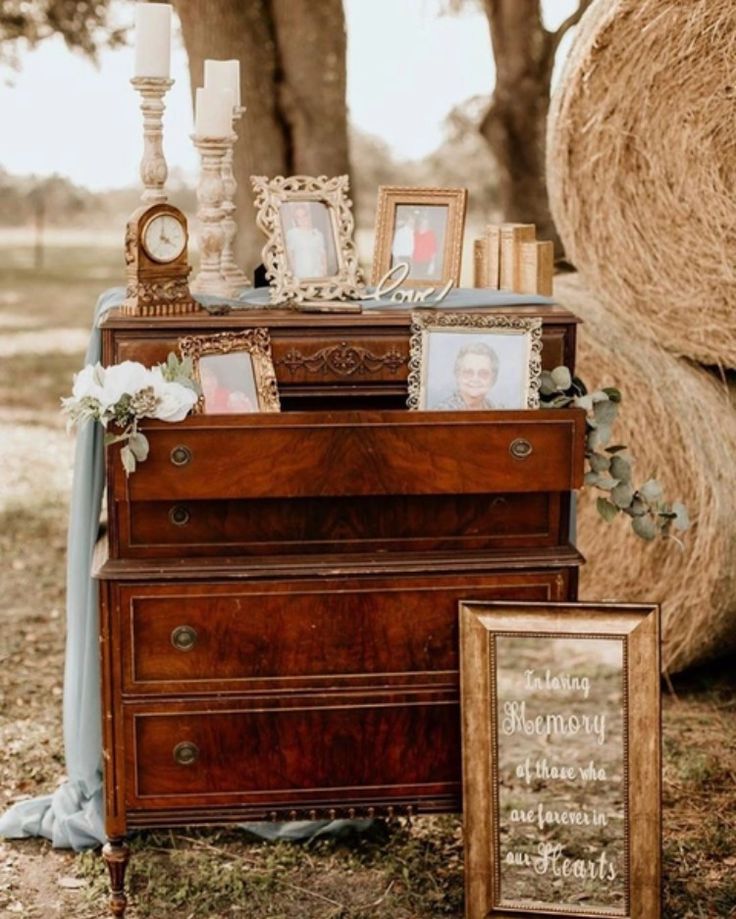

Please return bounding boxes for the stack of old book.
[473,223,553,296]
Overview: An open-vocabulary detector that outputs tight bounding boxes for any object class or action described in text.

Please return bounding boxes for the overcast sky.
[0,0,578,189]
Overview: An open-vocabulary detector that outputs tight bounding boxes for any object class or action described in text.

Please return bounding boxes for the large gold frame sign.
[459,601,660,919]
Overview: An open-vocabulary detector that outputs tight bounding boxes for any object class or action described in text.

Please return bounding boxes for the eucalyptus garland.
[540,367,689,541]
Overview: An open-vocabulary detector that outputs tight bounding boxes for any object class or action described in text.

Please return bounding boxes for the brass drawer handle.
[169,505,191,527]
[170,445,192,467]
[509,437,533,459]
[171,625,198,651]
[173,741,199,766]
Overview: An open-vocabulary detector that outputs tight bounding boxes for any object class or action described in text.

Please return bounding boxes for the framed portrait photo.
[250,174,364,305]
[460,601,661,919]
[406,311,543,411]
[371,186,468,288]
[178,330,281,415]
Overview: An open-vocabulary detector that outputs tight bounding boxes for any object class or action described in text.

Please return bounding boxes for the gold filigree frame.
[371,185,468,288]
[178,330,281,414]
[406,311,543,411]
[459,601,661,919]
[250,174,364,305]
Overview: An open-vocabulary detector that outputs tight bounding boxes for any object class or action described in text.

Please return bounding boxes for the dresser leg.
[102,838,130,918]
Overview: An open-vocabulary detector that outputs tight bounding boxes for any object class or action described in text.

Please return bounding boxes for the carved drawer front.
[114,491,567,558]
[112,409,585,503]
[123,691,460,811]
[118,569,575,696]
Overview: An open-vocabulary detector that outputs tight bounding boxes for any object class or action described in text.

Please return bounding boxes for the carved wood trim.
[275,340,408,377]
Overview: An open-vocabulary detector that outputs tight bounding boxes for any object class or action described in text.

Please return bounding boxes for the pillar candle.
[134,3,172,78]
[204,59,241,109]
[194,86,234,137]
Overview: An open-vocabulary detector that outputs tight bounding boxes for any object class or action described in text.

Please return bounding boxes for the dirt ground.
[0,244,735,918]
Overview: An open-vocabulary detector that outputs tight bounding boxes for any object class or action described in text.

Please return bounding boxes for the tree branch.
[547,0,594,55]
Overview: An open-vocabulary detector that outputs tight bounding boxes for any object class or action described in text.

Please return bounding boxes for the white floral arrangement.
[62,353,200,474]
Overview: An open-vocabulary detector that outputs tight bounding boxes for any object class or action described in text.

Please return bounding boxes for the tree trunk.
[481,0,560,252]
[174,0,349,275]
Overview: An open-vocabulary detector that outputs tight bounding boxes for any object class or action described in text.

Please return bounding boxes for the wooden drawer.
[123,690,460,811]
[115,568,576,696]
[111,409,585,503]
[112,491,568,558]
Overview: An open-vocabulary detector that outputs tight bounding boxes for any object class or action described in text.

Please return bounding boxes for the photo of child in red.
[412,214,439,279]
[200,355,257,414]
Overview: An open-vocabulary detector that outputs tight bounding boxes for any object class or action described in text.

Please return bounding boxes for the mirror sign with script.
[460,602,661,919]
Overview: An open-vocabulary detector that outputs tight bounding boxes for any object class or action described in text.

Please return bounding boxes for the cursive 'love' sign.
[367,261,454,305]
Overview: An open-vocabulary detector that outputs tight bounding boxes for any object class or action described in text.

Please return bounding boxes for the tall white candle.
[134,3,172,78]
[195,86,234,137]
[204,59,241,109]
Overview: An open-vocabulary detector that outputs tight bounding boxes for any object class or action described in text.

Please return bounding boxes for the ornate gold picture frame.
[178,330,281,414]
[460,601,661,919]
[406,311,543,411]
[371,185,468,288]
[250,174,364,305]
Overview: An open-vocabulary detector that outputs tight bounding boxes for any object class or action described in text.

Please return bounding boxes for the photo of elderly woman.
[279,200,340,280]
[423,330,533,411]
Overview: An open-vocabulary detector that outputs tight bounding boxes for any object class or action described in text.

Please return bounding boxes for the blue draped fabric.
[0,285,553,850]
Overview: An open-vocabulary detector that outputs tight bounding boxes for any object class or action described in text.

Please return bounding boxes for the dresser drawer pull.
[170,445,192,467]
[173,742,199,766]
[168,505,191,527]
[171,625,198,651]
[509,437,533,459]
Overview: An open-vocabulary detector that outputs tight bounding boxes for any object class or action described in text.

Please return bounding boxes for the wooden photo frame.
[371,186,468,288]
[178,330,281,414]
[250,174,364,305]
[407,311,542,411]
[460,601,661,919]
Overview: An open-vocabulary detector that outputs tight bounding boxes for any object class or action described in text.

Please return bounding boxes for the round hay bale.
[548,0,736,368]
[555,273,736,673]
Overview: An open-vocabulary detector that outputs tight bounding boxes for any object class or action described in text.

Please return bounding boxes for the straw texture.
[556,274,736,673]
[548,0,736,368]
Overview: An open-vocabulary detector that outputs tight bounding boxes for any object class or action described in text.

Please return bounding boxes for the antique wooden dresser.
[94,302,585,915]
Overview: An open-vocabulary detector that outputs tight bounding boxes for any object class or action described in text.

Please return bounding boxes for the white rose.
[149,368,198,422]
[72,363,106,403]
[101,361,155,411]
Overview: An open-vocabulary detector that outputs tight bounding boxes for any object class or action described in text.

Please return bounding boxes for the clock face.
[142,213,187,263]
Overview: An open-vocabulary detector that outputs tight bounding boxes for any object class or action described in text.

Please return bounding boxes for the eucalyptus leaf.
[584,470,600,487]
[605,445,628,454]
[590,390,609,403]
[589,453,611,473]
[610,455,632,483]
[594,400,618,426]
[596,497,619,523]
[603,386,622,403]
[639,479,664,502]
[628,498,648,517]
[540,371,557,396]
[589,424,612,449]
[128,431,150,462]
[575,394,594,412]
[120,445,137,475]
[595,476,620,491]
[611,482,635,509]
[632,515,658,540]
[672,501,690,531]
[551,366,572,391]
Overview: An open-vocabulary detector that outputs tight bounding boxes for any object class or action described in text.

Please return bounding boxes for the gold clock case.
[123,202,202,317]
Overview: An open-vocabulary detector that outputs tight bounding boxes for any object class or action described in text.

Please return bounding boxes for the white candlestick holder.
[191,135,237,298]
[131,76,174,204]
[220,107,250,289]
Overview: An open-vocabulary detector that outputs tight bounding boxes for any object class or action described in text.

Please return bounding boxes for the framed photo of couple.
[407,311,543,411]
[371,186,468,289]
